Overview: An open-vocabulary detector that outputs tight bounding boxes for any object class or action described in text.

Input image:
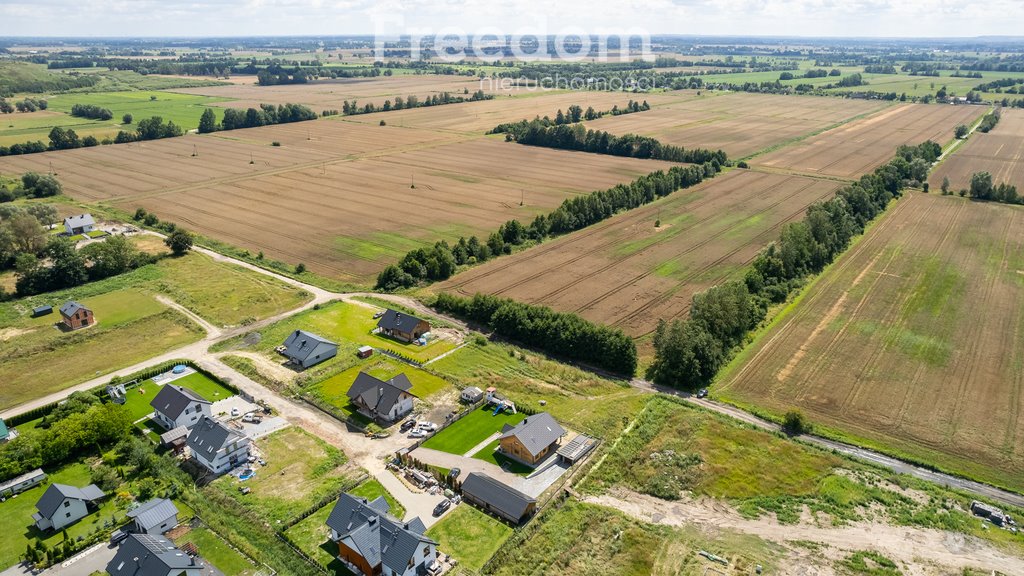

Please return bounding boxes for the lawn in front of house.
[174,526,259,576]
[470,438,534,476]
[307,357,453,420]
[284,476,404,574]
[425,504,513,572]
[122,371,236,422]
[212,300,455,365]
[210,427,349,524]
[420,405,526,456]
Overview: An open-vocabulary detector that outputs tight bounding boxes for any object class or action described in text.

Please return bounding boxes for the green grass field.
[174,527,258,576]
[308,357,453,421]
[425,504,513,571]
[0,250,310,409]
[210,427,349,524]
[420,405,525,455]
[214,300,455,366]
[122,372,235,422]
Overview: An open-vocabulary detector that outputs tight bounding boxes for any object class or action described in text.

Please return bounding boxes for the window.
[65,512,71,518]
[63,500,70,507]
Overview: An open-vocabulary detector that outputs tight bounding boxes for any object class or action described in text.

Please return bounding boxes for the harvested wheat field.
[717,193,1024,491]
[437,169,840,337]
[582,92,891,158]
[756,103,986,178]
[168,74,527,111]
[931,108,1024,192]
[345,90,686,134]
[0,123,674,283]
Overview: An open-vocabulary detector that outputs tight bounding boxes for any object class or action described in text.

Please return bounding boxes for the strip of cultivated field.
[931,108,1024,191]
[755,103,987,178]
[436,170,841,337]
[0,118,675,283]
[716,193,1024,492]
[581,92,891,158]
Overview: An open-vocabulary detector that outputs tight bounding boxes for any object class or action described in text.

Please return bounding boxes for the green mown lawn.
[420,406,525,455]
[174,527,258,576]
[425,504,513,572]
[347,477,406,519]
[122,371,236,422]
[308,357,453,420]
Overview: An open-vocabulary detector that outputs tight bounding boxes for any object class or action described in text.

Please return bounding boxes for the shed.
[460,472,537,524]
[31,305,52,318]
[357,345,374,359]
[127,498,179,535]
[460,386,484,403]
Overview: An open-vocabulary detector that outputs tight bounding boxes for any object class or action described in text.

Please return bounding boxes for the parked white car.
[409,429,426,439]
[417,422,437,432]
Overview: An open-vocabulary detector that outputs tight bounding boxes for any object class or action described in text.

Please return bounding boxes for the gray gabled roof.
[150,385,211,420]
[59,301,88,317]
[461,473,536,521]
[326,493,435,574]
[64,213,95,228]
[346,372,415,417]
[127,498,178,531]
[106,534,197,576]
[186,416,244,458]
[282,330,338,363]
[376,309,427,333]
[35,483,105,518]
[499,412,566,457]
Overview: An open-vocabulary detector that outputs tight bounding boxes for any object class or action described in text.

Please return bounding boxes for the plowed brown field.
[755,103,986,178]
[717,193,1024,492]
[436,169,841,336]
[582,92,890,158]
[0,120,674,283]
[930,108,1024,192]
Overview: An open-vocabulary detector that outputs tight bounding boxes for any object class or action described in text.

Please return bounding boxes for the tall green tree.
[198,108,218,133]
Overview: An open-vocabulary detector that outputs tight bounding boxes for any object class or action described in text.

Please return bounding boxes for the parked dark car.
[697,388,708,398]
[432,499,452,517]
[110,529,130,545]
[448,467,461,479]
[400,419,417,432]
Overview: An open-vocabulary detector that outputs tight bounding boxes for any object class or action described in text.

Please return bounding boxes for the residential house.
[0,418,14,443]
[281,330,338,369]
[64,213,95,235]
[32,483,105,531]
[0,468,46,497]
[460,472,537,524]
[127,498,179,535]
[60,301,94,330]
[346,372,417,423]
[186,416,250,475]
[149,385,212,430]
[325,493,438,576]
[106,534,203,576]
[460,386,483,403]
[498,412,566,467]
[376,309,430,343]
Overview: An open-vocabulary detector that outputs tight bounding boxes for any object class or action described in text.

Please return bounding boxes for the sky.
[1,0,1022,39]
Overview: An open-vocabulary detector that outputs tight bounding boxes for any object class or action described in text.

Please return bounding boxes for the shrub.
[782,410,810,435]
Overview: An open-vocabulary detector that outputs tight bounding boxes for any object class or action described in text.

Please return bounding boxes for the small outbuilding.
[460,386,484,403]
[31,305,52,318]
[64,213,95,235]
[376,309,430,343]
[357,345,374,359]
[60,301,94,330]
[0,418,11,442]
[0,468,46,497]
[460,472,537,524]
[127,498,179,535]
[282,329,339,369]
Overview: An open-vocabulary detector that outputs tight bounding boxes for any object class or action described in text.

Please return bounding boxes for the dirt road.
[584,489,1024,575]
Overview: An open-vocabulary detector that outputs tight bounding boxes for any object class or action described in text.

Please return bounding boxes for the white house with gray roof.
[498,412,566,467]
[64,213,95,235]
[346,372,416,423]
[186,416,250,475]
[106,534,202,576]
[33,483,105,531]
[281,329,338,369]
[325,493,438,576]
[150,385,212,431]
[127,498,179,535]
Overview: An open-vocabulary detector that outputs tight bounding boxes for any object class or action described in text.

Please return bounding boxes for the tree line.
[963,171,1020,204]
[649,141,943,389]
[0,115,185,156]
[502,120,728,165]
[376,163,718,291]
[70,103,114,120]
[0,97,48,113]
[433,292,637,375]
[489,101,651,135]
[341,90,491,116]
[200,102,318,133]
[977,108,1001,133]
